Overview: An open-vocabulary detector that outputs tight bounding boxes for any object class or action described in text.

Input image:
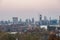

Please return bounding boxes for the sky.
[0,0,60,21]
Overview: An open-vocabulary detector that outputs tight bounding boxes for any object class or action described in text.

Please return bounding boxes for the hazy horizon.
[0,0,60,21]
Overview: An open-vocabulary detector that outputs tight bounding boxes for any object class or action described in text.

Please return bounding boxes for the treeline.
[0,27,48,40]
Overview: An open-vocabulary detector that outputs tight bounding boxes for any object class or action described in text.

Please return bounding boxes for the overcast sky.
[0,0,60,21]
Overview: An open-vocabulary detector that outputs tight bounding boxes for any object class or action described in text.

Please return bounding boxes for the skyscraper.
[39,14,42,21]
[44,16,47,25]
[44,16,47,21]
[12,17,18,24]
[49,17,51,25]
[19,18,22,22]
[59,16,60,25]
[32,18,34,24]
[25,19,29,24]
[39,14,42,25]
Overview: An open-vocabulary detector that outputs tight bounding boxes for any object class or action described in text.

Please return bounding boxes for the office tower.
[44,16,47,21]
[25,19,30,26]
[8,20,11,24]
[0,21,4,25]
[49,17,51,25]
[50,19,57,25]
[4,21,8,25]
[25,19,31,25]
[19,18,22,24]
[7,20,12,25]
[8,20,10,23]
[12,17,18,24]
[29,19,31,24]
[39,14,42,25]
[32,18,34,24]
[39,14,42,21]
[20,19,22,22]
[44,16,47,25]
[25,19,28,25]
[59,16,60,25]
[26,19,29,23]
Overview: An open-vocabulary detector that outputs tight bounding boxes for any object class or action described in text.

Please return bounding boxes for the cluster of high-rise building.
[0,14,60,32]
[0,15,59,25]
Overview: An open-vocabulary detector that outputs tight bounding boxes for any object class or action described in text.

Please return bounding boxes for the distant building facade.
[13,17,18,24]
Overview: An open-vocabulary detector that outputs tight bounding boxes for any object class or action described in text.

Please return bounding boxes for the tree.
[0,32,15,40]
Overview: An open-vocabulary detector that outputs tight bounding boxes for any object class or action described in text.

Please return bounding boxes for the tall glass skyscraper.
[12,17,18,24]
[39,14,42,25]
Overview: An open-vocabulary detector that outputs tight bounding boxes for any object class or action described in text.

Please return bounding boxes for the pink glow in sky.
[0,0,60,21]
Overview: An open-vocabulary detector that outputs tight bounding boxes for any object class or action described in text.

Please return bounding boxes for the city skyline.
[0,15,59,22]
[0,13,60,21]
[0,0,60,21]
